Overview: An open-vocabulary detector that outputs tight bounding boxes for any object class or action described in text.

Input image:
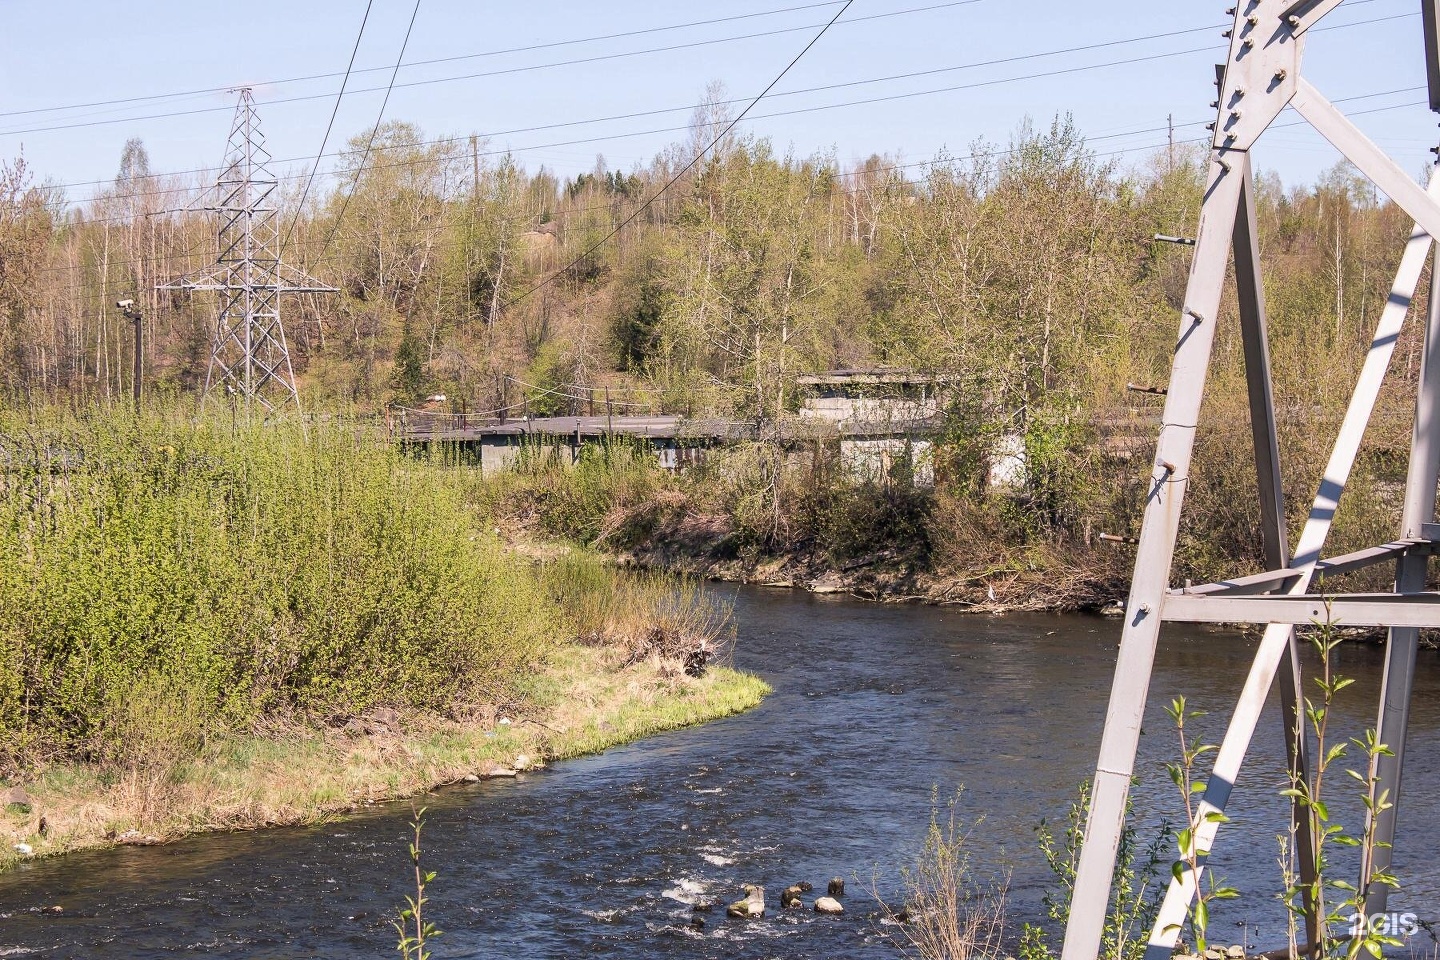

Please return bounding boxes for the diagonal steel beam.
[1233,154,1320,947]
[1143,170,1440,958]
[1173,540,1432,597]
[1364,239,1440,913]
[1292,78,1440,241]
[1060,159,1246,960]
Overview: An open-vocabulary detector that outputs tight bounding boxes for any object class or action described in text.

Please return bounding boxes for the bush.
[881,789,1009,960]
[0,407,559,772]
[541,551,733,673]
[478,435,665,547]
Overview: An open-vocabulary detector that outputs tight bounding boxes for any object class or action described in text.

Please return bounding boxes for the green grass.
[1,643,769,868]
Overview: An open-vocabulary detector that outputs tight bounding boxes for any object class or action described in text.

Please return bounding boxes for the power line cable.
[0,1,983,139]
[41,43,1247,212]
[0,0,853,120]
[503,0,855,313]
[4,0,1399,141]
[306,0,424,273]
[54,83,1427,234]
[34,3,1401,207]
[43,19,1224,200]
[41,41,1238,211]
[278,0,376,261]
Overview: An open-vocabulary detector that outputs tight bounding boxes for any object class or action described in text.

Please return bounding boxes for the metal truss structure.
[158,88,335,413]
[1062,3,1440,959]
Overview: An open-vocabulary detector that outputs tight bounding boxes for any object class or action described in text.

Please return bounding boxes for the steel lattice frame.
[1062,3,1440,959]
[159,89,335,413]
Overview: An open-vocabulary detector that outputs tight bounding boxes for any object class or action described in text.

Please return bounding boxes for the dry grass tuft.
[879,789,1011,960]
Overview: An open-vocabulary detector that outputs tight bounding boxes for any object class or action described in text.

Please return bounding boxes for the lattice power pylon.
[1063,3,1440,959]
[159,88,335,413]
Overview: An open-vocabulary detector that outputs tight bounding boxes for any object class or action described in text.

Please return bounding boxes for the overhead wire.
[0,0,855,120]
[305,0,424,273]
[497,0,862,312]
[40,28,1226,205]
[2,0,1398,142]
[0,1,984,139]
[278,0,376,261]
[32,2,1404,212]
[55,56,1418,224]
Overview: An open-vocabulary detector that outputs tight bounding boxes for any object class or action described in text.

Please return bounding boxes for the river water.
[3,587,1439,958]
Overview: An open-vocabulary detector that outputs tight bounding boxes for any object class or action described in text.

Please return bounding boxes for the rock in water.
[814,896,844,915]
[1225,948,1246,960]
[780,885,806,909]
[827,877,845,898]
[726,884,765,918]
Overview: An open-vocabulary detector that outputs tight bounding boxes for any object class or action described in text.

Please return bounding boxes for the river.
[3,586,1438,958]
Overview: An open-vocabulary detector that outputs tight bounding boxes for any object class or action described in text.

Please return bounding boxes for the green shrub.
[0,406,559,771]
[478,435,665,547]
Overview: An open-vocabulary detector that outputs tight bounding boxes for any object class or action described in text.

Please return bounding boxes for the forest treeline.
[0,97,1428,599]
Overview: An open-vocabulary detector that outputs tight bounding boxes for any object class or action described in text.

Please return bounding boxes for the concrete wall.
[838,437,934,488]
[798,396,938,424]
[473,435,700,477]
[479,437,525,476]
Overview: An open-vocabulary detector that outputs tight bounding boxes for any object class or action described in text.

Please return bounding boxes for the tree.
[0,154,53,392]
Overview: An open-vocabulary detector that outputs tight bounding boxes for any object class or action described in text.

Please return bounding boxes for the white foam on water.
[661,876,708,904]
[695,842,736,867]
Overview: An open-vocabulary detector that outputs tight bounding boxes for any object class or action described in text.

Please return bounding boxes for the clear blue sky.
[0,0,1435,209]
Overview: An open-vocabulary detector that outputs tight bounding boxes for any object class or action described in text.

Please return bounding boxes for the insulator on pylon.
[1126,383,1169,396]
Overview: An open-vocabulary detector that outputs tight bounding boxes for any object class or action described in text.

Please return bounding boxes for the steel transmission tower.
[159,88,335,413]
[1063,3,1440,959]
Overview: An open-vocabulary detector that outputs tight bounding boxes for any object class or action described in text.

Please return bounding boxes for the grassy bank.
[0,406,768,867]
[0,643,767,868]
[0,408,562,770]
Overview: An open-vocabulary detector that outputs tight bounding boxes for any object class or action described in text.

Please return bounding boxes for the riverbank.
[504,516,1127,612]
[614,534,1126,610]
[478,442,1134,614]
[1,642,769,870]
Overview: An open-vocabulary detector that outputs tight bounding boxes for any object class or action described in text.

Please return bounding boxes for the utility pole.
[158,89,336,415]
[471,134,480,204]
[117,299,143,412]
[1167,112,1175,174]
